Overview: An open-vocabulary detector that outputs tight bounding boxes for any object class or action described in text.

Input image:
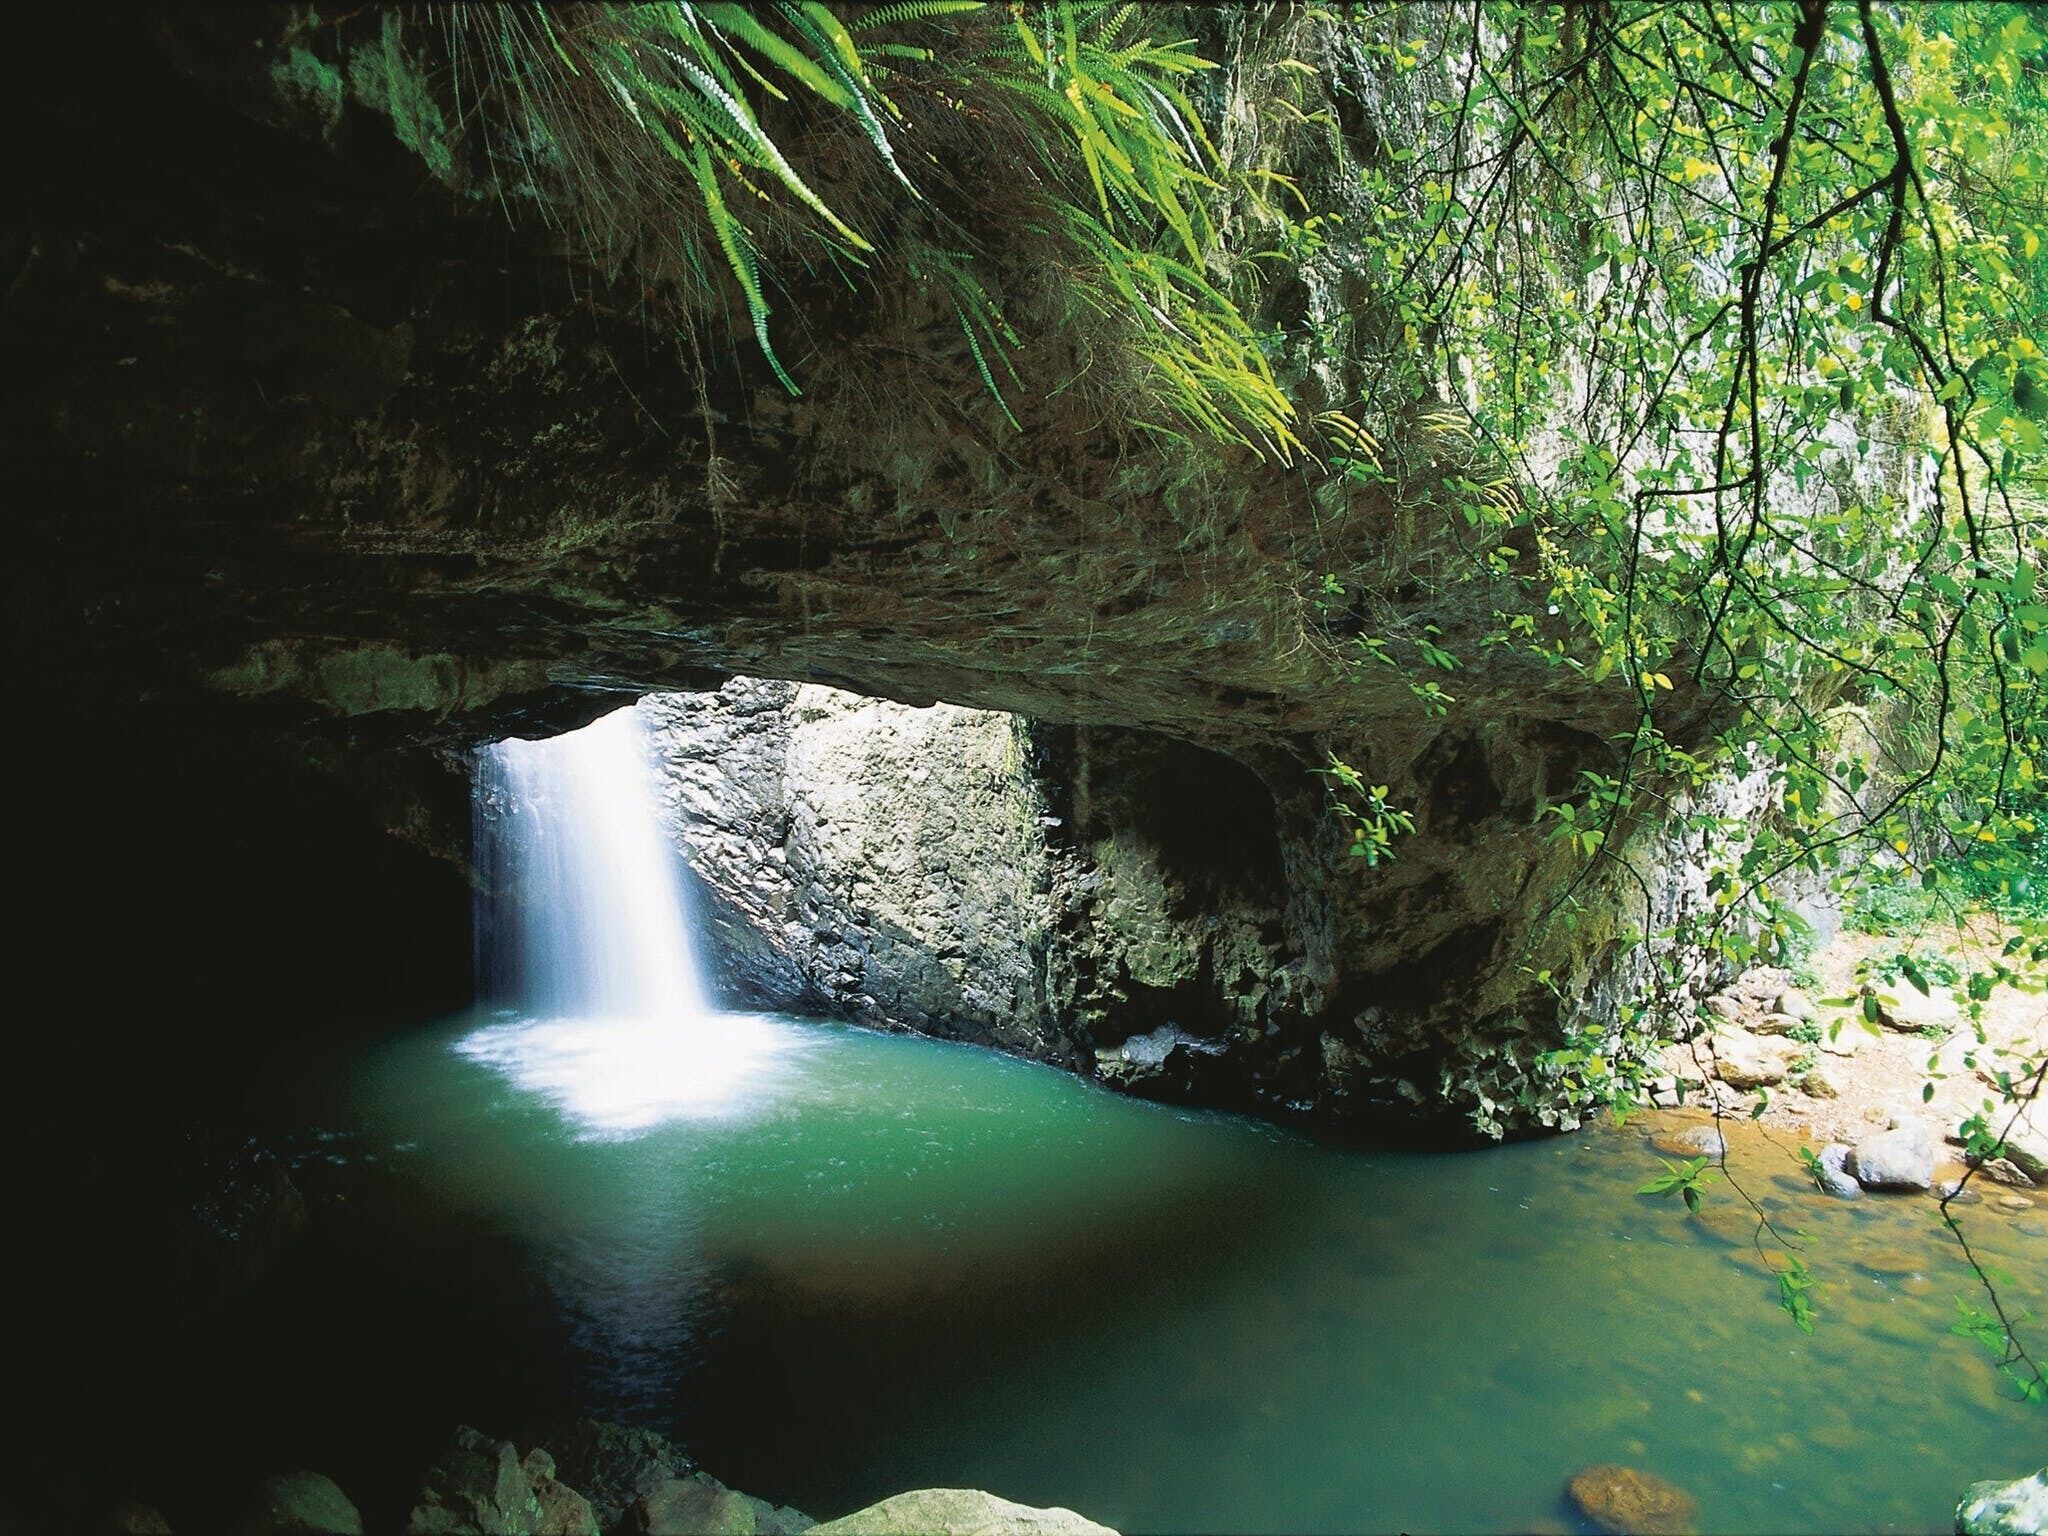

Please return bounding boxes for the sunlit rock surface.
[1955,1466,2048,1536]
[810,1489,1118,1536]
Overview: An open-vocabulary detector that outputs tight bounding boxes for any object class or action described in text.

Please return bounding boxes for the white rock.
[1818,1022,1865,1057]
[1799,1063,1843,1100]
[1730,965,1793,1002]
[1876,986,1961,1033]
[1774,988,1815,1021]
[1847,1124,1936,1191]
[2000,1106,2048,1184]
[1705,992,1745,1024]
[1815,1144,1862,1199]
[812,1490,1119,1536]
[1711,1027,1802,1090]
[1657,1042,1710,1084]
[1956,1466,2048,1536]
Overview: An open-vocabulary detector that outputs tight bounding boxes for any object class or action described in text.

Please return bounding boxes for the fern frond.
[850,0,985,34]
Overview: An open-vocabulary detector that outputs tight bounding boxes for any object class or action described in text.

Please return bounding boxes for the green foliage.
[1776,1256,1820,1336]
[1318,755,1416,866]
[1796,1144,1830,1191]
[1872,945,1963,990]
[1637,1155,1719,1214]
[1307,0,2048,1394]
[1317,0,2048,965]
[1953,1295,2048,1403]
[1845,875,1945,937]
[432,2,904,393]
[395,1,1299,452]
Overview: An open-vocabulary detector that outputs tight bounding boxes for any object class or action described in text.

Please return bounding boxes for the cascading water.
[475,705,713,1025]
[458,700,802,1137]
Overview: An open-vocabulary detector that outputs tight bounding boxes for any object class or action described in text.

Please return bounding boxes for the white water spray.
[461,701,800,1136]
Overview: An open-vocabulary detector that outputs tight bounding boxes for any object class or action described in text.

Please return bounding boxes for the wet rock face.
[645,682,1317,1099]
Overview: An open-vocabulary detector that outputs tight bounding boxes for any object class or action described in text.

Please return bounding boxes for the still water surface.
[349,1009,2042,1534]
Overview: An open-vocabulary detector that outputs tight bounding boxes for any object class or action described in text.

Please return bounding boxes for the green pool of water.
[348,1010,2043,1534]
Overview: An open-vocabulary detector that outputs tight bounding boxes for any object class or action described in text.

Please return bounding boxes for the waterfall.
[475,704,712,1024]
[461,700,800,1136]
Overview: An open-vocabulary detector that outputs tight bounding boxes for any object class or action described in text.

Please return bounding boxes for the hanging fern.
[399,2,1296,456]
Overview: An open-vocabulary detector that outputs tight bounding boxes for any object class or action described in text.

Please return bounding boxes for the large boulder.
[405,1428,596,1536]
[539,1420,691,1532]
[521,1452,599,1536]
[1650,1124,1727,1159]
[1564,1465,1697,1535]
[628,1481,756,1536]
[1956,1466,2047,1535]
[1773,988,1814,1021]
[1847,1125,1936,1192]
[1998,1107,2048,1185]
[1814,1144,1863,1200]
[809,1491,1119,1536]
[232,1472,363,1535]
[1875,987,1961,1033]
[1709,1028,1801,1091]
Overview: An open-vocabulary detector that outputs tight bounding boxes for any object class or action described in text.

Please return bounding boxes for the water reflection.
[453,1011,814,1139]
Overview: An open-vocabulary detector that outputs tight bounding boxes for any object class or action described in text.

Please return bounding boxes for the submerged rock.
[1649,1125,1726,1159]
[1565,1465,1697,1535]
[1955,1466,2047,1535]
[232,1472,363,1534]
[810,1490,1118,1536]
[1848,1125,1936,1191]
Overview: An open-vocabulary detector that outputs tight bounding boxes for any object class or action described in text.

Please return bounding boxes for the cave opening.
[9,680,2036,1536]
